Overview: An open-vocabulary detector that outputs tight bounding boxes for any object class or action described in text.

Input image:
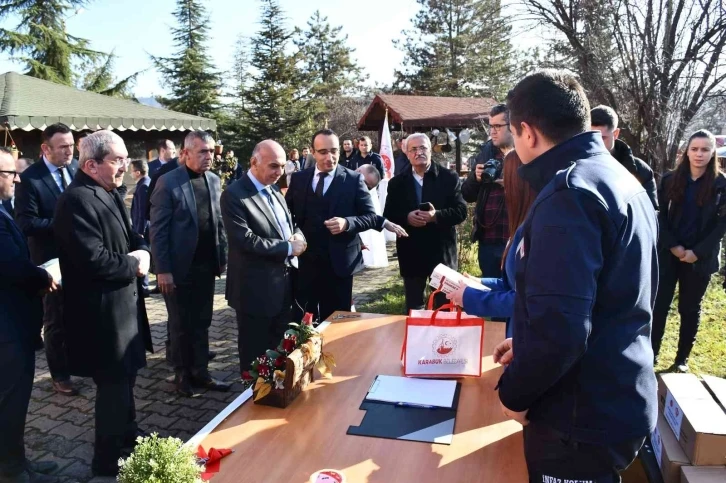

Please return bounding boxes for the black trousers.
[0,340,34,477]
[91,373,137,470]
[164,263,216,379]
[42,290,69,381]
[524,423,644,483]
[651,253,711,363]
[236,273,292,373]
[295,254,353,322]
[403,276,448,313]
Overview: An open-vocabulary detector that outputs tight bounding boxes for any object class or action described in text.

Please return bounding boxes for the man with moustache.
[54,131,152,477]
[340,139,357,168]
[0,147,61,483]
[383,133,467,312]
[221,140,307,370]
[285,129,378,322]
[15,123,79,396]
[150,131,229,397]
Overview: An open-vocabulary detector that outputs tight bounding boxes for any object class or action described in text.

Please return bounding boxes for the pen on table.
[395,402,436,409]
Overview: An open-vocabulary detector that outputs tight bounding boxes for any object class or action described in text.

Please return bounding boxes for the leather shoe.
[51,379,78,396]
[0,469,60,482]
[208,350,217,361]
[175,375,195,397]
[191,376,231,392]
[24,461,57,475]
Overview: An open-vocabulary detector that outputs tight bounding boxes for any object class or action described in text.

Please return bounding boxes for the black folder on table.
[346,375,462,445]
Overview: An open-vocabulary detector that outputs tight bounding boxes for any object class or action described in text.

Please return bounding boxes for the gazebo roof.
[358,93,498,131]
[0,71,216,132]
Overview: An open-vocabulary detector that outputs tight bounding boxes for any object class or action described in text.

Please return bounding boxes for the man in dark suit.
[222,140,307,371]
[54,131,152,477]
[14,123,79,396]
[130,160,151,296]
[285,128,378,322]
[150,130,230,397]
[0,148,61,482]
[147,139,177,177]
[383,133,468,312]
[1,157,31,218]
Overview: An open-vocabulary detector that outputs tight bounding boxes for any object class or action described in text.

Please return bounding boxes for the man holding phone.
[383,133,468,312]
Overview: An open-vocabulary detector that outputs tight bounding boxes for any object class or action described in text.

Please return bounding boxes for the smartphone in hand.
[419,202,434,211]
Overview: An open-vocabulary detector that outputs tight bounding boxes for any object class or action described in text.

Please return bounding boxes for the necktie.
[263,188,297,267]
[315,172,328,198]
[58,166,68,190]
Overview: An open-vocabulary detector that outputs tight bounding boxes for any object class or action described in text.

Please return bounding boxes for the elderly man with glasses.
[383,132,468,312]
[53,130,153,477]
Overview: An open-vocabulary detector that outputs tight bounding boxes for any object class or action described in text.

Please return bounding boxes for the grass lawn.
[359,248,726,378]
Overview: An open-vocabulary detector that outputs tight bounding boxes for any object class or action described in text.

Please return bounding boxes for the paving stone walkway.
[25,245,400,482]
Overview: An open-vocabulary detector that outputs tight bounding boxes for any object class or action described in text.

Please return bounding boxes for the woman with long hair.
[652,129,726,372]
[448,150,537,337]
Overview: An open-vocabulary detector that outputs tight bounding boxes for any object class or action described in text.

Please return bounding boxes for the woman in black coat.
[652,129,726,372]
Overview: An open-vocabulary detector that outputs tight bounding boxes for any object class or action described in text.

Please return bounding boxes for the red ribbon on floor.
[197,446,233,480]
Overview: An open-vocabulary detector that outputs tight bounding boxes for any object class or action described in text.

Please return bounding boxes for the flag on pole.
[380,112,394,179]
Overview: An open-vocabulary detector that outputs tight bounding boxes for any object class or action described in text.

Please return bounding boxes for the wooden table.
[198,312,527,482]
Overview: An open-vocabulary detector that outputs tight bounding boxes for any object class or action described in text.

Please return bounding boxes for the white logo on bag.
[432,334,457,356]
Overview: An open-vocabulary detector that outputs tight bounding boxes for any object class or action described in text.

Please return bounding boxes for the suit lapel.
[39,162,62,199]
[326,165,346,216]
[421,163,437,203]
[244,175,284,239]
[272,187,293,233]
[179,168,198,229]
[205,171,221,235]
[92,187,130,242]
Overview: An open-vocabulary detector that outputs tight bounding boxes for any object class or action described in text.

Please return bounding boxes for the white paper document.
[39,258,62,286]
[366,375,457,408]
[429,263,489,295]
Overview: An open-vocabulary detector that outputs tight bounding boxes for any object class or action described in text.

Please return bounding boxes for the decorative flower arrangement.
[117,433,203,483]
[242,313,336,402]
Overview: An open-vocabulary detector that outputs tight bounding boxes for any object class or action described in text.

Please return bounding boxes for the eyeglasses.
[0,170,19,178]
[488,123,509,132]
[315,148,339,155]
[408,146,430,154]
[97,157,129,167]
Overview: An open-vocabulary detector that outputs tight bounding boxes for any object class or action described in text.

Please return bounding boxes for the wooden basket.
[253,336,322,408]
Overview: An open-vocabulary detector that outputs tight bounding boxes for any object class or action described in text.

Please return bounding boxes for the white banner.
[380,114,394,179]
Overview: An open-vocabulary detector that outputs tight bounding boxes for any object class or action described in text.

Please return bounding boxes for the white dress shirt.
[311,167,334,195]
[412,163,432,187]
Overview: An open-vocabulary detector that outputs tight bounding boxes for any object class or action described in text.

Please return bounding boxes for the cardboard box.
[657,373,726,465]
[651,414,691,483]
[702,375,726,414]
[680,466,726,483]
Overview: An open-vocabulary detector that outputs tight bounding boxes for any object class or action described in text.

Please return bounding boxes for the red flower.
[274,356,286,368]
[282,338,296,353]
[241,371,253,381]
[259,365,271,378]
[303,313,314,326]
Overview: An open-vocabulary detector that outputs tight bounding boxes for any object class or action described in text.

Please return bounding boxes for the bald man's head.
[250,140,286,186]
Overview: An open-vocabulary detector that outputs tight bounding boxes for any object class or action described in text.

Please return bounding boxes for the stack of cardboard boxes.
[650,373,726,482]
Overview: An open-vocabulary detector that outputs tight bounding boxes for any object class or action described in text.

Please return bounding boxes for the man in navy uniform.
[493,71,658,482]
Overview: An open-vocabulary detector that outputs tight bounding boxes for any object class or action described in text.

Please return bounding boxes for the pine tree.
[294,11,367,99]
[240,0,312,150]
[393,0,516,100]
[151,0,221,118]
[0,0,101,85]
[79,51,140,99]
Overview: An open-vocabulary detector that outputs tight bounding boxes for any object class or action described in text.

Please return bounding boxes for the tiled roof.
[0,71,215,132]
[358,93,498,131]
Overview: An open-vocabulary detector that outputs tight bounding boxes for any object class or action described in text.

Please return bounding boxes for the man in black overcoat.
[54,131,152,477]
